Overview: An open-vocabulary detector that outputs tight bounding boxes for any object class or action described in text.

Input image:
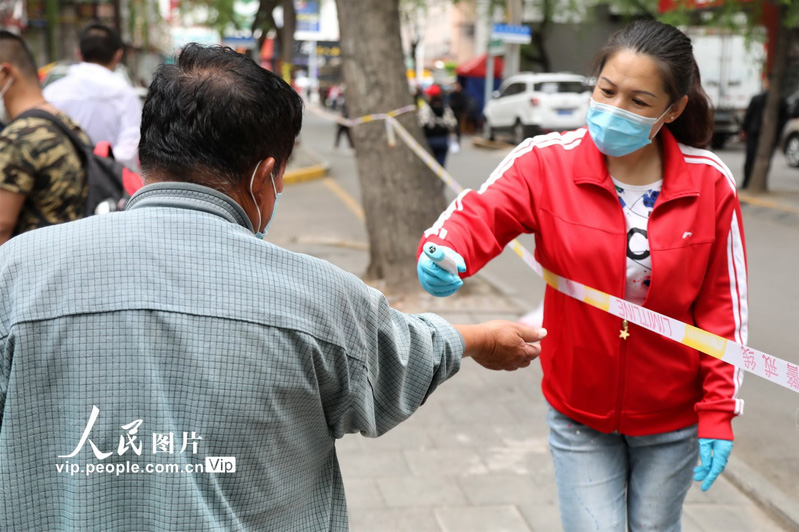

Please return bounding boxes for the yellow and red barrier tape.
[327,105,799,394]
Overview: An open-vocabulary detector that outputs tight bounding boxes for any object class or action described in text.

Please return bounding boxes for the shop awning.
[455,53,504,78]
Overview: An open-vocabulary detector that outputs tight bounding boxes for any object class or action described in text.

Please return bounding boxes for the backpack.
[16,108,142,216]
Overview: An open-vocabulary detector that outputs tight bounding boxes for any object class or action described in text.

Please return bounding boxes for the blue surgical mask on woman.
[249,160,281,240]
[586,98,672,157]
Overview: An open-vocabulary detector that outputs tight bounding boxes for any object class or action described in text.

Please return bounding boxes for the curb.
[284,163,329,185]
[471,136,515,150]
[284,143,331,185]
[738,191,799,216]
[724,457,799,532]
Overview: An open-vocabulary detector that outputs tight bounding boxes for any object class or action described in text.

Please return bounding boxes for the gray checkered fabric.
[0,182,463,531]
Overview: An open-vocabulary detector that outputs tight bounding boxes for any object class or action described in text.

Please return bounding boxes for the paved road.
[296,108,799,519]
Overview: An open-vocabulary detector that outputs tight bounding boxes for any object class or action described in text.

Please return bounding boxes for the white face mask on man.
[0,71,14,100]
[248,159,282,240]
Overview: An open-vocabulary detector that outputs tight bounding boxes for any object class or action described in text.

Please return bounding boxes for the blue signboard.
[295,1,321,33]
[491,24,532,44]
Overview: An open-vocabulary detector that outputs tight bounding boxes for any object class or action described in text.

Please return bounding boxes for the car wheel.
[482,120,495,141]
[711,133,729,150]
[785,134,799,168]
[513,120,525,145]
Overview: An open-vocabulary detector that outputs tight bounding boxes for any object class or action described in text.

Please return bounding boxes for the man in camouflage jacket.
[0,31,89,245]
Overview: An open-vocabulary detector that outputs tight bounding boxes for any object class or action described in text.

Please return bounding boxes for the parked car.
[782,117,799,168]
[785,88,799,120]
[483,72,592,144]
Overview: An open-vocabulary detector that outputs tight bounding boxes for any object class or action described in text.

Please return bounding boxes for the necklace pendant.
[619,319,630,340]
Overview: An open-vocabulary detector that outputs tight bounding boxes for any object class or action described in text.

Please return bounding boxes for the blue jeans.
[547,406,698,532]
[426,135,449,168]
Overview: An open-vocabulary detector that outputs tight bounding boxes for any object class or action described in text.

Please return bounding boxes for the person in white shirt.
[43,23,142,171]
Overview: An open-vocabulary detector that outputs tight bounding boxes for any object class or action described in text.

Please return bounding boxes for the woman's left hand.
[693,438,733,491]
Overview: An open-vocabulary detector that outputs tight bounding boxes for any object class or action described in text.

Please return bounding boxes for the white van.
[687,27,765,149]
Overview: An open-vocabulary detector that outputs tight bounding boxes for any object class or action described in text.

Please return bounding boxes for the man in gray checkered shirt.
[0,44,545,531]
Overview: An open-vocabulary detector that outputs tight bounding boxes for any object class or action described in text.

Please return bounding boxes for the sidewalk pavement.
[270,144,794,531]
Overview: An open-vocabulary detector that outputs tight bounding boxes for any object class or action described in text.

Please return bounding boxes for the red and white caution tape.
[341,107,799,394]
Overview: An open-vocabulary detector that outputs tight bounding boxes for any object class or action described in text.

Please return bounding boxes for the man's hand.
[455,321,547,371]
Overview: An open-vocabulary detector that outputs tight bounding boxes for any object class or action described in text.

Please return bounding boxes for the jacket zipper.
[611,189,698,432]
[614,191,628,433]
[615,321,629,432]
[596,179,630,433]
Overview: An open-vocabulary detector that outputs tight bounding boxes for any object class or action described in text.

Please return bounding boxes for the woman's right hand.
[417,243,466,297]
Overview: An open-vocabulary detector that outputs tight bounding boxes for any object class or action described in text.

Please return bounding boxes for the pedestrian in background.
[0,31,89,245]
[326,83,341,110]
[413,84,425,108]
[418,84,458,168]
[418,20,747,531]
[740,75,788,189]
[0,43,545,530]
[333,98,354,152]
[44,23,142,171]
[447,81,469,142]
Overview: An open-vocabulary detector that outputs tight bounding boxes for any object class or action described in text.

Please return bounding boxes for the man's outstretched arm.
[456,321,546,371]
[325,286,547,439]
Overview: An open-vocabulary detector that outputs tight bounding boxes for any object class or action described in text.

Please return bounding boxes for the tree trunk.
[279,0,296,83]
[523,0,551,72]
[748,5,789,192]
[253,0,278,39]
[335,0,448,293]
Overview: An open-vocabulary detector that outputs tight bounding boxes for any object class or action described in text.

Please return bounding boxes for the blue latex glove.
[417,243,466,297]
[693,438,733,491]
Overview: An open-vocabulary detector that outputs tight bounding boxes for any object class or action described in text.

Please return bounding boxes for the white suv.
[782,118,799,168]
[483,72,592,144]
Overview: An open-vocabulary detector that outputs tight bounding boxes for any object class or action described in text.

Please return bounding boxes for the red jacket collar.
[572,127,701,202]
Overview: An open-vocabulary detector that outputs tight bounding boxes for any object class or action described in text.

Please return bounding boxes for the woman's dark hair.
[589,20,713,148]
[139,44,304,189]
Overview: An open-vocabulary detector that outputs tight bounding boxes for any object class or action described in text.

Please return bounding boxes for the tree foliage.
[180,0,296,80]
[180,0,239,35]
[180,0,293,38]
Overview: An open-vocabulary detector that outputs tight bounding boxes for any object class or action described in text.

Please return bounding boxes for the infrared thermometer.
[424,243,459,275]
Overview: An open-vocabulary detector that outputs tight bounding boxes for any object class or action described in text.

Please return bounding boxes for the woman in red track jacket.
[418,21,747,531]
